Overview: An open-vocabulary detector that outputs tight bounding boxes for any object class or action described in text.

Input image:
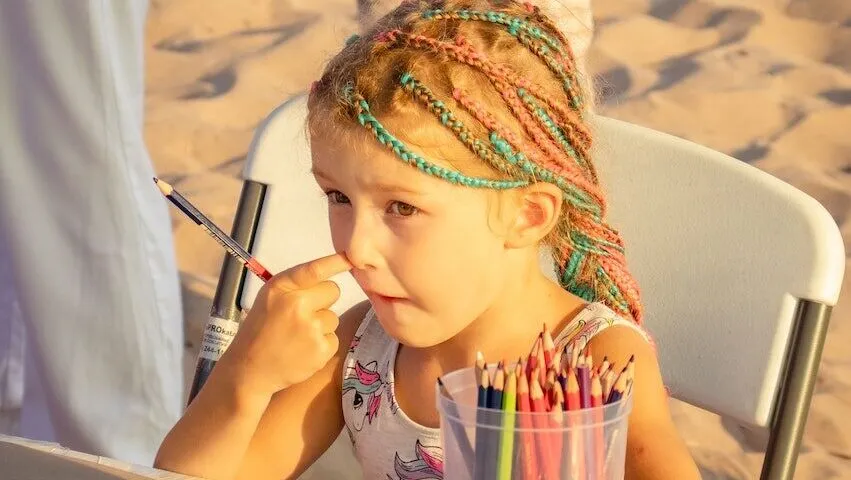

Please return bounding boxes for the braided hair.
[308,0,643,323]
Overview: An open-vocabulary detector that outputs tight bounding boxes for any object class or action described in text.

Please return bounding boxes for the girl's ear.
[503,182,563,249]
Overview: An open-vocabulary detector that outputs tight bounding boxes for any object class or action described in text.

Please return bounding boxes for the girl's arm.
[154,300,369,480]
[588,327,702,480]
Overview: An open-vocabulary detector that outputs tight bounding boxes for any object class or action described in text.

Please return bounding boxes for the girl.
[155,1,701,478]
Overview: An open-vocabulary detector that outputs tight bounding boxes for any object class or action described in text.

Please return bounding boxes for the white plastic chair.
[209,93,845,479]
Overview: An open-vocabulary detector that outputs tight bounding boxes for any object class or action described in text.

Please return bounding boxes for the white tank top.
[341,302,651,479]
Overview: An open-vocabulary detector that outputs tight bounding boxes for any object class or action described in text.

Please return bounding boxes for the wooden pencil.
[602,367,616,401]
[598,356,610,377]
[153,177,272,281]
[530,370,558,479]
[437,378,476,478]
[549,387,565,478]
[515,369,539,480]
[475,367,491,480]
[607,366,629,404]
[564,368,585,480]
[496,369,517,480]
[590,374,605,479]
[526,338,540,381]
[625,355,636,396]
[577,352,592,408]
[545,368,558,411]
[486,363,505,480]
[536,345,547,386]
[542,324,555,369]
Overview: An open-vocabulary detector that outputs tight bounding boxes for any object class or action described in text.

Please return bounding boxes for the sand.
[144,0,851,478]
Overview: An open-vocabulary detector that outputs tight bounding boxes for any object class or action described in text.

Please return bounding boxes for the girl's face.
[310,125,517,348]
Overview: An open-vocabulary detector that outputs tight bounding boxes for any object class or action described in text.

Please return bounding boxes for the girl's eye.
[325,190,350,204]
[388,201,418,217]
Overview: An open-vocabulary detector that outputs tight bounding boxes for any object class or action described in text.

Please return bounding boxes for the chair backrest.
[239,93,845,431]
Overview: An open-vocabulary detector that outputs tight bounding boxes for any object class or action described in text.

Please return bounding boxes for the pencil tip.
[437,377,444,387]
[153,177,172,195]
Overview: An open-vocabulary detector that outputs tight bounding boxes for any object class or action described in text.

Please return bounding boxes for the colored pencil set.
[464,326,634,480]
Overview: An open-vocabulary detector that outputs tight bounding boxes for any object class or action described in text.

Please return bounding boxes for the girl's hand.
[223,252,353,397]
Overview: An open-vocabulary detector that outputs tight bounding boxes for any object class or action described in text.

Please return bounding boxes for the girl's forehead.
[310,120,462,186]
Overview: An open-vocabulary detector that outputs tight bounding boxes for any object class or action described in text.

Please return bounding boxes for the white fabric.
[0,0,183,465]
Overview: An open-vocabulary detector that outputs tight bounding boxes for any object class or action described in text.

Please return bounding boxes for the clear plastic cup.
[437,366,633,480]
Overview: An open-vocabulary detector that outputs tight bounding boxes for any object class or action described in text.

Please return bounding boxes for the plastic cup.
[437,366,633,480]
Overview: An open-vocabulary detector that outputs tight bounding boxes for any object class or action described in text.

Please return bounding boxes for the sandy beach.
[144,0,851,478]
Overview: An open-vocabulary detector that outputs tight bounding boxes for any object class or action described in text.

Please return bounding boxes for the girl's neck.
[407,270,586,374]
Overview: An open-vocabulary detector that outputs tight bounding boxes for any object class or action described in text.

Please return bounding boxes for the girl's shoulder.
[553,302,653,353]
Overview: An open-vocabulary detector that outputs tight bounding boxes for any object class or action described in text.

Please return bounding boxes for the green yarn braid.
[516,88,590,172]
[398,71,601,216]
[399,72,518,179]
[352,93,527,190]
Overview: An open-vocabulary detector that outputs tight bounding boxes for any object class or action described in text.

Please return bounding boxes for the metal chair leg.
[761,300,832,480]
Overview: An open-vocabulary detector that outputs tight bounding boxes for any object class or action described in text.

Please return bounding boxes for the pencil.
[515,369,539,480]
[475,367,491,480]
[577,351,592,408]
[549,387,565,478]
[602,367,616,401]
[570,345,581,370]
[625,355,636,396]
[535,344,547,386]
[496,369,517,480]
[545,368,558,411]
[475,351,486,380]
[530,370,558,479]
[607,366,629,404]
[437,378,476,478]
[590,374,605,479]
[598,356,610,377]
[526,337,540,380]
[542,324,555,369]
[563,368,585,479]
[153,177,272,281]
[486,363,505,480]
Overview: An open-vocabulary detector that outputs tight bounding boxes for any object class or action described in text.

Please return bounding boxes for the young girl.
[155,1,701,478]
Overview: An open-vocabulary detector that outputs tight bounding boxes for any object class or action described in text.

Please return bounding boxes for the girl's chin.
[372,306,444,348]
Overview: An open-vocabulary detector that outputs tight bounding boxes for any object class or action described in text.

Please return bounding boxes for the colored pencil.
[486,363,505,480]
[542,324,555,369]
[590,374,605,479]
[153,177,272,281]
[530,370,559,479]
[602,367,616,400]
[515,369,539,480]
[535,345,547,386]
[475,367,491,480]
[437,378,476,478]
[570,345,581,370]
[598,356,610,377]
[607,366,629,404]
[549,387,565,478]
[564,368,585,480]
[526,337,540,380]
[545,368,558,411]
[497,369,517,480]
[577,352,592,409]
[625,355,636,396]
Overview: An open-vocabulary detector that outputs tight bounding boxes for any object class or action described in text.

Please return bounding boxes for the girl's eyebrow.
[311,166,423,196]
